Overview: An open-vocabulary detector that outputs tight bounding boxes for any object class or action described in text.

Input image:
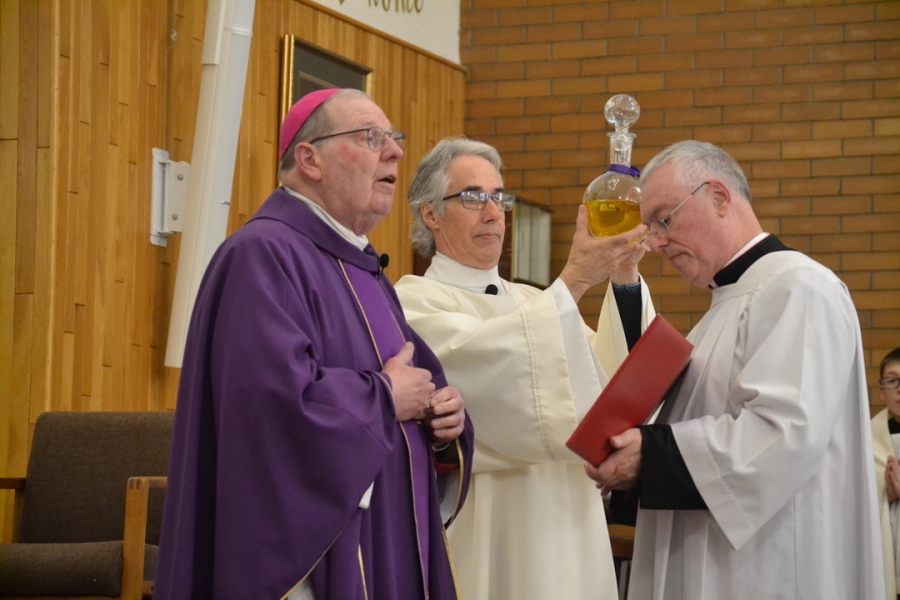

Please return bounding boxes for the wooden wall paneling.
[36,0,52,151]
[123,6,141,167]
[126,343,141,412]
[49,190,73,409]
[96,143,119,408]
[147,251,170,407]
[59,328,74,412]
[138,343,152,412]
[76,2,91,129]
[148,247,168,362]
[392,56,422,273]
[257,0,276,151]
[233,66,256,229]
[62,119,87,401]
[142,0,169,411]
[72,246,93,410]
[108,9,121,153]
[113,7,128,157]
[25,0,52,421]
[61,5,78,198]
[111,272,127,411]
[55,0,70,59]
[0,1,21,533]
[132,2,153,358]
[158,1,184,388]
[144,0,161,92]
[166,17,195,162]
[16,286,35,441]
[4,295,33,541]
[129,66,146,364]
[232,4,275,229]
[0,0,19,139]
[71,120,90,321]
[90,44,113,408]
[72,299,88,411]
[0,137,17,542]
[15,0,37,297]
[57,48,72,259]
[93,0,111,80]
[141,222,159,405]
[111,139,129,382]
[102,349,115,412]
[261,13,280,194]
[111,141,128,339]
[1,0,42,538]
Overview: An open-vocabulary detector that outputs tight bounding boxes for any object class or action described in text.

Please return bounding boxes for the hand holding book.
[565,315,693,466]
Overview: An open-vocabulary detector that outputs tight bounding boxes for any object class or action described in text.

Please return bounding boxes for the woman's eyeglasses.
[442,190,516,212]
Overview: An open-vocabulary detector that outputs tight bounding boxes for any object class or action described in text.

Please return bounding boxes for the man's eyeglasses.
[442,190,516,212]
[880,377,900,390]
[647,181,711,238]
[309,127,406,152]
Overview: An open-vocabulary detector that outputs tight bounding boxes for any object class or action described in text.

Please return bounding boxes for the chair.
[609,523,635,600]
[0,411,173,599]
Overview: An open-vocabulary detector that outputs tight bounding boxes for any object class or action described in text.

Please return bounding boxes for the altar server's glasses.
[880,377,900,390]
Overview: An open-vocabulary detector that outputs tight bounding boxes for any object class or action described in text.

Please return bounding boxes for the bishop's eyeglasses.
[309,126,406,152]
[442,190,516,212]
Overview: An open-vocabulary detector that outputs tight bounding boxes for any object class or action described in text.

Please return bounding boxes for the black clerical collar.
[711,235,793,288]
[889,416,900,435]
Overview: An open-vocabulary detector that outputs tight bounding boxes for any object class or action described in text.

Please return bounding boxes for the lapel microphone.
[485,284,498,295]
[377,254,390,279]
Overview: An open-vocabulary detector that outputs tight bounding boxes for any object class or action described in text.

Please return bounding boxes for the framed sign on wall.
[281,35,371,118]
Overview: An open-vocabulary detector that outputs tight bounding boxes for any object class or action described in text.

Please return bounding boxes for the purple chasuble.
[153,188,474,600]
[343,260,433,588]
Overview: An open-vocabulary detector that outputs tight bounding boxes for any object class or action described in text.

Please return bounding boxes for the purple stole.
[341,258,433,590]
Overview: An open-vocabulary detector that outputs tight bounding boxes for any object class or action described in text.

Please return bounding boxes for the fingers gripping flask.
[583,94,642,237]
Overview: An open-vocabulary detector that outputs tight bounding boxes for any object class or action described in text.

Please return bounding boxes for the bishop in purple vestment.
[155,89,474,600]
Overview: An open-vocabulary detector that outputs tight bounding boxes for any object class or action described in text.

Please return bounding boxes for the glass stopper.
[605,94,641,133]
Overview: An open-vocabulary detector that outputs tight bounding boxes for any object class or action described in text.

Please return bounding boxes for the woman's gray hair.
[278,89,372,175]
[640,140,752,203]
[409,136,504,258]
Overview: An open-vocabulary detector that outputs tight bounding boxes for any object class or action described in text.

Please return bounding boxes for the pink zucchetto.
[279,88,343,159]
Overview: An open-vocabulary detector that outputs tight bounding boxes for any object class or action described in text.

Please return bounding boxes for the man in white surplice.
[394,137,654,600]
[587,140,884,600]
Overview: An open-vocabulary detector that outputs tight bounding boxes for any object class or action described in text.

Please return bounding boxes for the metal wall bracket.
[151,148,191,246]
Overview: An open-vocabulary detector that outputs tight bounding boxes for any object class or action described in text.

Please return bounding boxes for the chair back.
[17,411,174,544]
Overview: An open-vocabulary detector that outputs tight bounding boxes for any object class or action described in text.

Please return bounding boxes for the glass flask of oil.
[583,94,642,237]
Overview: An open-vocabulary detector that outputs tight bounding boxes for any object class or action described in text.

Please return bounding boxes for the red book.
[566,315,693,466]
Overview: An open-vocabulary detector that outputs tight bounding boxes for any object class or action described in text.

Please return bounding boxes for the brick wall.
[460,0,900,410]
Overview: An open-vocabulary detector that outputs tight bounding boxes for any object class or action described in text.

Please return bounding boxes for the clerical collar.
[282,186,369,251]
[424,253,506,295]
[710,234,793,288]
[889,416,900,435]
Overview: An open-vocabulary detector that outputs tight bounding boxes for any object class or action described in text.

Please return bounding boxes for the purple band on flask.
[607,164,641,178]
